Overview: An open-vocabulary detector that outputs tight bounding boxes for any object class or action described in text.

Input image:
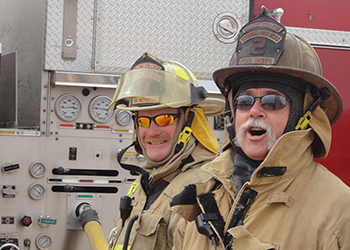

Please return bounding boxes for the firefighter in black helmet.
[107,53,225,250]
[170,7,350,250]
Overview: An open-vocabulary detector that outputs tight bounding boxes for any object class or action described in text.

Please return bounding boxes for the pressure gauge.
[29,161,46,178]
[88,95,114,123]
[116,110,132,126]
[36,234,53,250]
[55,94,82,121]
[28,183,45,200]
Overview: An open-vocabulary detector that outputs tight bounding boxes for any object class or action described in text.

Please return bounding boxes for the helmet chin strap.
[117,141,150,193]
[174,107,197,154]
[295,87,330,130]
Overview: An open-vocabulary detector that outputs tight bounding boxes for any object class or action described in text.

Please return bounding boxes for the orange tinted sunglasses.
[137,114,179,128]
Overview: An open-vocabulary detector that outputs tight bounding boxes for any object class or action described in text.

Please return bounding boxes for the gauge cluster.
[53,91,133,129]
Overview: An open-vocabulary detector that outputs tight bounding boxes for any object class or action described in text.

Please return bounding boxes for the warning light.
[95,125,111,130]
[58,123,75,128]
[77,194,94,199]
[78,179,94,183]
[0,131,15,135]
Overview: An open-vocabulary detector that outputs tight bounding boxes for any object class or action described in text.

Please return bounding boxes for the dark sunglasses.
[137,114,179,128]
[235,94,290,110]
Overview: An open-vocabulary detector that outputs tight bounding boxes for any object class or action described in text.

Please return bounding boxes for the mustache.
[234,118,277,150]
[240,118,270,132]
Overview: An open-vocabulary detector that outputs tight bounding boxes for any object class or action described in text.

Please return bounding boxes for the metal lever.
[62,0,78,59]
[270,8,284,23]
[0,243,20,250]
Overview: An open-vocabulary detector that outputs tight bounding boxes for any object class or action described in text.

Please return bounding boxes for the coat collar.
[203,127,316,188]
[248,128,315,186]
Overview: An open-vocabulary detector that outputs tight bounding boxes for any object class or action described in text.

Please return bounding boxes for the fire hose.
[76,203,109,250]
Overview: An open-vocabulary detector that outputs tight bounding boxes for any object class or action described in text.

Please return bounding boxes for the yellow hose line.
[84,220,109,250]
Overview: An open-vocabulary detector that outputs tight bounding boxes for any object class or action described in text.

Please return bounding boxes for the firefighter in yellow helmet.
[107,53,225,250]
[170,7,350,250]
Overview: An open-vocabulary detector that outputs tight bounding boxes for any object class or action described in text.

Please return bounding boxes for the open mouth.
[249,127,267,136]
[148,140,166,145]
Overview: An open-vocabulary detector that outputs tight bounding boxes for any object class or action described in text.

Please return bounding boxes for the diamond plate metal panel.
[287,27,350,49]
[94,0,250,79]
[43,1,350,75]
[44,0,94,71]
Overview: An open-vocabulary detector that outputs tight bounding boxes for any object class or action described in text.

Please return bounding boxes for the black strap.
[295,87,330,130]
[178,154,195,169]
[174,108,196,154]
[143,179,170,210]
[197,192,226,243]
[117,141,150,193]
[144,153,195,210]
[228,187,258,228]
[224,187,258,248]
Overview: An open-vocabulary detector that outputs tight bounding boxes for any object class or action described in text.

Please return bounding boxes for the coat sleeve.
[320,218,350,249]
[172,218,187,250]
[228,226,276,250]
[173,220,221,250]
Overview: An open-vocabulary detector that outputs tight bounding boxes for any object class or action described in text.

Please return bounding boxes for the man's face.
[138,107,179,162]
[234,88,291,161]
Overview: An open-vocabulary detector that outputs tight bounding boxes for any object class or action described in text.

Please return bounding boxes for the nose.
[145,119,162,135]
[249,98,266,118]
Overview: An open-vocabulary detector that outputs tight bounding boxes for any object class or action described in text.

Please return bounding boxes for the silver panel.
[62,0,78,59]
[94,0,250,79]
[0,52,17,128]
[287,27,350,49]
[0,0,45,127]
[44,0,94,71]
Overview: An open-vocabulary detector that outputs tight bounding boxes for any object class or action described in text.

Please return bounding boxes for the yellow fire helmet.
[108,53,225,155]
[108,53,225,117]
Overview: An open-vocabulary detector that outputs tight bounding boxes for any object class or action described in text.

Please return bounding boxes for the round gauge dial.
[36,234,53,250]
[55,94,82,121]
[89,95,114,123]
[28,183,45,200]
[29,162,46,178]
[116,110,132,126]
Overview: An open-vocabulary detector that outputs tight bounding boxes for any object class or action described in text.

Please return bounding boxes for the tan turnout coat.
[171,107,350,249]
[110,136,214,250]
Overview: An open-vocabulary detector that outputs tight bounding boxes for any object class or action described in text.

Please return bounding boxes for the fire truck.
[0,0,349,249]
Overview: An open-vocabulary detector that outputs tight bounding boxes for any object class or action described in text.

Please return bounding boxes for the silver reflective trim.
[287,27,350,49]
[54,72,119,88]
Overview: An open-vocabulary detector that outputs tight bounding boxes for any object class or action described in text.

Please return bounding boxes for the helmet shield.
[108,68,207,111]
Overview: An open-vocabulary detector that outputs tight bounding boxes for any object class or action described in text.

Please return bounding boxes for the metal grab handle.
[0,243,20,250]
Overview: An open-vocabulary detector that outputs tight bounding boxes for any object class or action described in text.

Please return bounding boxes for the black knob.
[20,215,32,227]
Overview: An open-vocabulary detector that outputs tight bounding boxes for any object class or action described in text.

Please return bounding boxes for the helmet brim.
[213,65,343,125]
[116,97,225,117]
